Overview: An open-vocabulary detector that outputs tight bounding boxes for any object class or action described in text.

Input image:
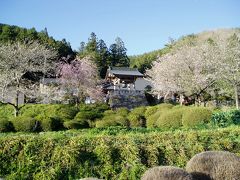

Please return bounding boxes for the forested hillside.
[129,47,171,73]
[0,23,74,58]
[129,28,240,73]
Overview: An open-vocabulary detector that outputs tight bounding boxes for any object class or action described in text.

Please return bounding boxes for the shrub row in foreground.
[0,127,239,179]
[146,106,213,129]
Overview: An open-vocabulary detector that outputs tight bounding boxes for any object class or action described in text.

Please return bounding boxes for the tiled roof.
[108,67,143,76]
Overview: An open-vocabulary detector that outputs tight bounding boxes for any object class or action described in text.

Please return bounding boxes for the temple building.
[103,67,151,109]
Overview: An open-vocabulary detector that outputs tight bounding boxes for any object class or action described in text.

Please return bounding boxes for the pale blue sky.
[0,0,239,55]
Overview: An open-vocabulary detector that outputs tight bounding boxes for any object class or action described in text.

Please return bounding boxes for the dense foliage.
[129,47,171,73]
[0,103,110,132]
[0,23,74,58]
[211,109,240,127]
[78,33,130,78]
[0,127,239,179]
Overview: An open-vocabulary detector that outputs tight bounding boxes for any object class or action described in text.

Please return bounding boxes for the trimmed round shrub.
[74,103,109,122]
[128,106,146,127]
[182,107,212,127]
[144,106,159,119]
[103,110,115,116]
[113,115,129,126]
[55,105,79,121]
[40,117,63,131]
[146,111,163,128]
[172,105,187,110]
[11,116,38,132]
[0,117,14,132]
[94,103,110,112]
[95,119,118,128]
[79,103,109,113]
[141,166,193,180]
[157,103,174,111]
[146,104,174,128]
[0,104,15,119]
[155,109,183,129]
[63,119,89,129]
[96,107,130,128]
[74,111,100,121]
[186,151,240,180]
[19,104,44,117]
[115,107,129,117]
[96,114,129,128]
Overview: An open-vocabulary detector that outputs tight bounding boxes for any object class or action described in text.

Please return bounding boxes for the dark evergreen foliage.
[0,23,75,58]
[78,33,129,78]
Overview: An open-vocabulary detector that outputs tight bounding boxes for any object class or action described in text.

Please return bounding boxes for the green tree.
[97,39,109,78]
[77,34,130,78]
[78,33,110,78]
[85,32,98,53]
[109,37,129,67]
[0,24,74,59]
[0,25,16,42]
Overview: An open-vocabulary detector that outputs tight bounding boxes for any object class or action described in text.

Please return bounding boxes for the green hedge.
[146,104,174,128]
[146,111,162,128]
[40,117,63,131]
[95,115,128,128]
[182,107,212,127]
[0,117,14,132]
[128,106,146,127]
[0,103,110,132]
[156,103,174,110]
[0,127,239,179]
[155,109,183,129]
[11,116,37,132]
[63,119,89,129]
[211,109,240,127]
[0,104,15,119]
[95,108,129,128]
[144,106,159,119]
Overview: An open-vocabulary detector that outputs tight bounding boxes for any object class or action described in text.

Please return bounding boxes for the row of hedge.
[1,103,240,132]
[0,127,239,179]
[145,104,213,129]
[95,104,240,130]
[0,103,110,132]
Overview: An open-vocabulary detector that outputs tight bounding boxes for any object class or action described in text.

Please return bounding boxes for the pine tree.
[109,37,129,67]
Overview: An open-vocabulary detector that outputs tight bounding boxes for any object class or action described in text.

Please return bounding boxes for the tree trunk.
[13,105,20,117]
[179,94,184,106]
[13,90,20,117]
[234,85,239,109]
[214,90,220,108]
[195,94,201,106]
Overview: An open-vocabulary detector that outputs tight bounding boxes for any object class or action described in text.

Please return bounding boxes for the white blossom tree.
[0,41,57,116]
[146,43,220,105]
[216,33,240,109]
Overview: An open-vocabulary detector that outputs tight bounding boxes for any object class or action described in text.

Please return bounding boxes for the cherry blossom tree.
[57,57,104,104]
[0,41,57,116]
[146,43,219,105]
[216,33,240,109]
